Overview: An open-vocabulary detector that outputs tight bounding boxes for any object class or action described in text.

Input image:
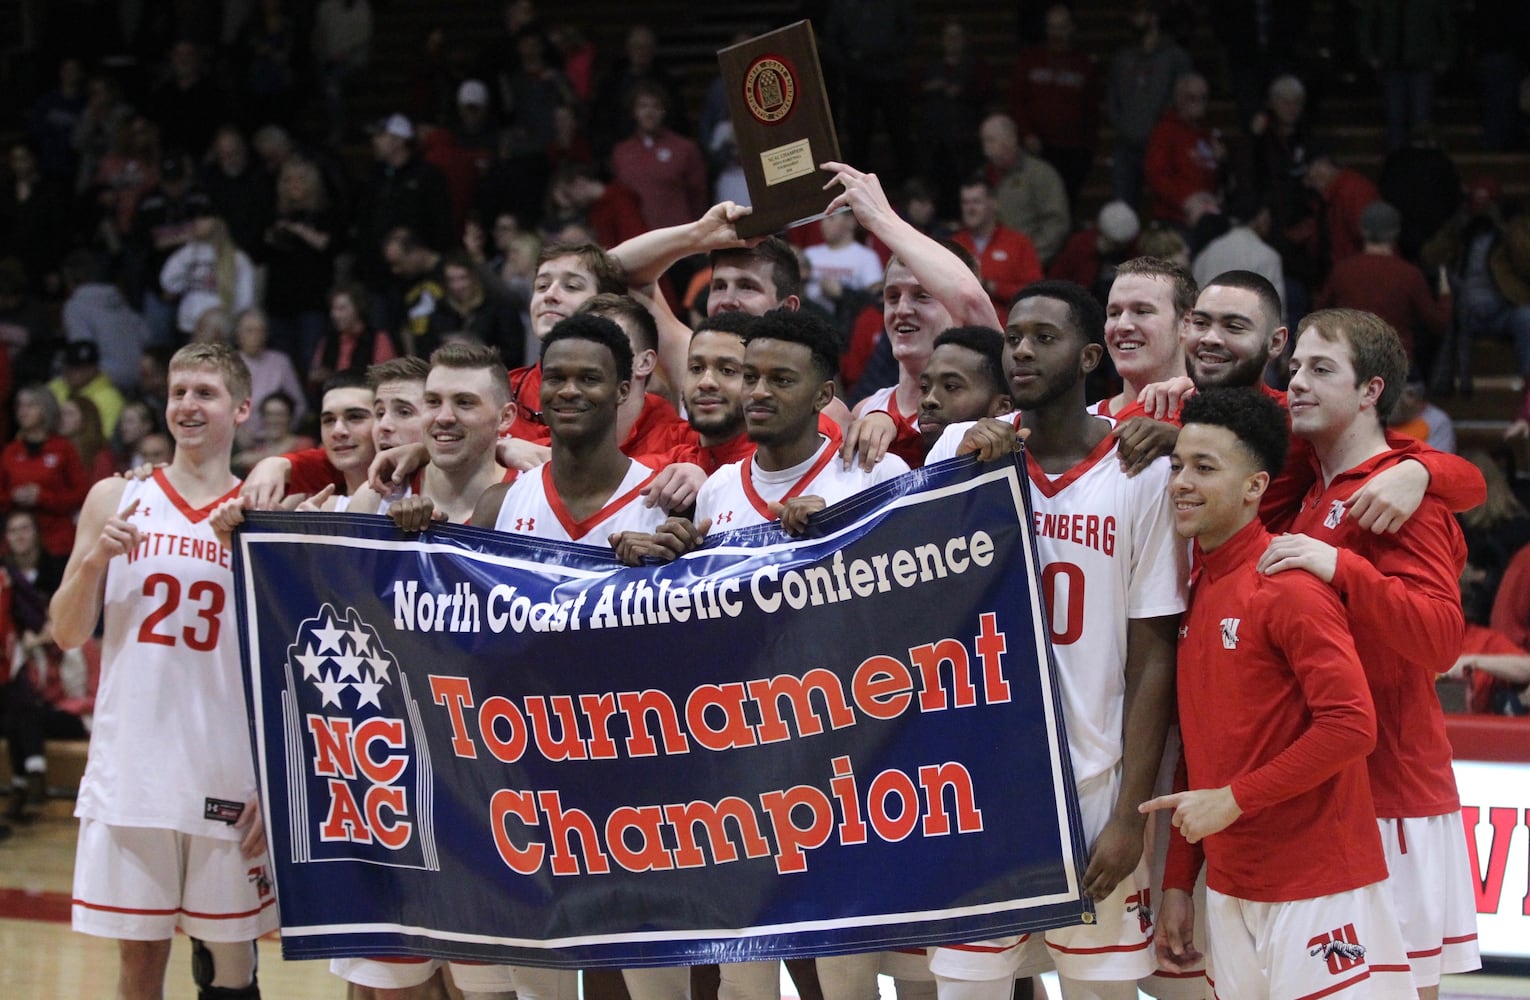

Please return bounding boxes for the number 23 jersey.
[76,470,255,840]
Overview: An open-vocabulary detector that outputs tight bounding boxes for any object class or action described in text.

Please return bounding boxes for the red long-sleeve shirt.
[1143,110,1220,224]
[285,446,346,497]
[0,436,89,556]
[1164,518,1385,902]
[1287,449,1467,818]
[953,224,1043,316]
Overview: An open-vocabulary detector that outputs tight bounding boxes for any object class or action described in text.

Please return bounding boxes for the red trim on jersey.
[1292,970,1371,1000]
[541,463,658,540]
[1044,937,1151,955]
[1407,933,1477,959]
[151,468,241,524]
[740,440,838,521]
[940,938,1029,953]
[1026,429,1118,499]
[73,896,276,919]
[1149,970,1208,979]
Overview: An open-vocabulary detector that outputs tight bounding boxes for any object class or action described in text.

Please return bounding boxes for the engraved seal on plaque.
[743,55,796,124]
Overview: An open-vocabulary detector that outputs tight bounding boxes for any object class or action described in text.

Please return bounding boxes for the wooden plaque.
[718,21,843,238]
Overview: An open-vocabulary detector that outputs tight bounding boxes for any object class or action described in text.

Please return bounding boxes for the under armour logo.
[1308,924,1367,974]
[131,505,151,517]
[1220,618,1241,650]
[1324,500,1345,529]
[1178,625,1189,639]
[514,517,535,531]
[714,511,735,525]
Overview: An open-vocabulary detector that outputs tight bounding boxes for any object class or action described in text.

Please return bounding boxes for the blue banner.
[234,455,1090,968]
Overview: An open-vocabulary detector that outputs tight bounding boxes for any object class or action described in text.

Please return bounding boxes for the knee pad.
[191,938,260,998]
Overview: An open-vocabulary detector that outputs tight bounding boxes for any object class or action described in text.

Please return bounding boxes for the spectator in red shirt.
[1316,201,1451,367]
[1144,73,1225,226]
[1011,3,1100,207]
[610,82,706,234]
[1300,149,1381,268]
[951,175,1043,315]
[0,386,89,557]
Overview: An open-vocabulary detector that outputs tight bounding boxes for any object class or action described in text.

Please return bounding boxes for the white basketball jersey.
[494,459,666,542]
[695,436,910,531]
[76,470,256,840]
[928,414,1188,786]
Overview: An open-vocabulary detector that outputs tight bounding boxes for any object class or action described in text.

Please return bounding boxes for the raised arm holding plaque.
[719,21,844,238]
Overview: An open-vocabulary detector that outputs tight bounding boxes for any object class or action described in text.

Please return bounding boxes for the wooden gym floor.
[1,797,1526,998]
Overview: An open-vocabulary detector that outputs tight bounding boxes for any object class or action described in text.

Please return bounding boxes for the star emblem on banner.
[286,604,400,712]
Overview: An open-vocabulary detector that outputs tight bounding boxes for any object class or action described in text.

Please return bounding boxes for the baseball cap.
[1097,201,1140,246]
[64,340,100,368]
[457,80,489,107]
[1359,201,1402,243]
[370,113,415,141]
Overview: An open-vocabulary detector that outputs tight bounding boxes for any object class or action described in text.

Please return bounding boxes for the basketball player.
[312,373,376,506]
[505,242,629,445]
[823,160,1001,471]
[237,356,431,508]
[1125,271,1485,532]
[917,327,1015,452]
[1258,310,1480,996]
[475,314,669,546]
[474,313,682,1000]
[693,309,910,536]
[1143,387,1412,998]
[1100,257,1195,476]
[925,281,1186,1000]
[51,343,274,1000]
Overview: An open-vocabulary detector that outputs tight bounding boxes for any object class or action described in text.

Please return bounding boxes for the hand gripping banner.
[233,455,1091,968]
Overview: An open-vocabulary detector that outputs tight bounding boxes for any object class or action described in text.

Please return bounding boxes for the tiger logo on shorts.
[1307,923,1367,975]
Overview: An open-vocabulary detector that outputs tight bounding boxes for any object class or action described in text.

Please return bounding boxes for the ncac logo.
[285,604,427,861]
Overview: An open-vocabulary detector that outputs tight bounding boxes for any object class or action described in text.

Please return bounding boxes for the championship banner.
[233,455,1090,968]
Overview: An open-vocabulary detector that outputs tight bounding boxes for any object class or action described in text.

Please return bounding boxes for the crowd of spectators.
[0,0,1529,827]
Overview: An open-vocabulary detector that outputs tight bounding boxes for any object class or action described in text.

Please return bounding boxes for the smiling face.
[530,255,599,338]
[423,365,511,472]
[708,257,792,316]
[165,364,250,454]
[684,329,747,444]
[1169,422,1267,549]
[882,260,953,374]
[1186,284,1285,389]
[1287,327,1381,444]
[319,386,377,477]
[1105,273,1187,387]
[1003,296,1099,411]
[538,336,628,444]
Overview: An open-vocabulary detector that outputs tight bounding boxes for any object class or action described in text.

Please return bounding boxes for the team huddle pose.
[55,166,1484,1000]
